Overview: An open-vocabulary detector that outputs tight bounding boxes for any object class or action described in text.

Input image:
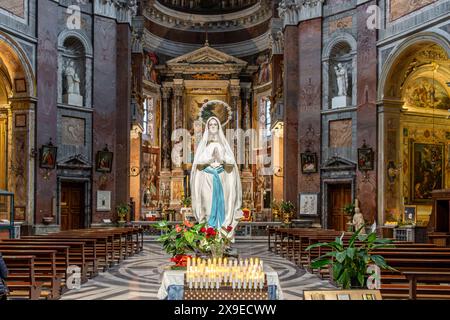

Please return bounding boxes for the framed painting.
[39,143,57,169]
[301,152,318,174]
[95,149,114,173]
[404,205,417,224]
[411,142,444,203]
[14,206,26,221]
[358,146,374,171]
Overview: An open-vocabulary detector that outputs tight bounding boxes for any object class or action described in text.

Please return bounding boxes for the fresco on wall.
[0,0,25,18]
[405,77,450,110]
[389,0,436,22]
[411,142,444,202]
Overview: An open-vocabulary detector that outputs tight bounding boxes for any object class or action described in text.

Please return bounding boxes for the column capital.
[278,0,324,28]
[230,85,241,98]
[161,86,172,99]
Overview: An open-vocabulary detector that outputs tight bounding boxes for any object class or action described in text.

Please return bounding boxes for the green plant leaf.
[336,251,347,263]
[346,247,356,259]
[185,231,195,245]
[311,259,332,269]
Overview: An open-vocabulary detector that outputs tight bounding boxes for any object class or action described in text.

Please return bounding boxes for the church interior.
[0,0,450,303]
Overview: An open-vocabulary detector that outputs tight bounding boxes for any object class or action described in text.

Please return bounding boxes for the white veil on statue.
[191,116,243,237]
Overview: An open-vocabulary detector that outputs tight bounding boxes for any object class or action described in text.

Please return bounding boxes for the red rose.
[200,227,207,233]
[206,227,216,237]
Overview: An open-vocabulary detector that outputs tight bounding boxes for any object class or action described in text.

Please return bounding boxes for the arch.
[322,32,357,60]
[57,29,93,57]
[0,30,36,97]
[378,31,450,101]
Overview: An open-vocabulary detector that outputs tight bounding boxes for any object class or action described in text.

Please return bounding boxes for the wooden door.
[61,182,84,231]
[328,184,352,231]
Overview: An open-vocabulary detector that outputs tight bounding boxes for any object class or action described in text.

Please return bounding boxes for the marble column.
[171,81,185,208]
[241,83,252,171]
[230,82,241,163]
[161,86,172,171]
[356,0,378,224]
[282,24,299,206]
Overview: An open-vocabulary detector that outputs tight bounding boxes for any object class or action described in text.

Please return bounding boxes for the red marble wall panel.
[92,16,117,223]
[35,0,59,224]
[283,25,299,205]
[356,1,378,223]
[115,23,132,208]
[298,18,322,194]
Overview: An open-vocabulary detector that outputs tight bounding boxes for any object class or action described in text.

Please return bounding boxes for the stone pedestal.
[63,93,83,107]
[332,96,351,109]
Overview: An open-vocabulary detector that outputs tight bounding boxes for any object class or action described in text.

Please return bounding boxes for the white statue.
[64,61,81,95]
[191,117,243,240]
[353,199,366,234]
[334,63,348,97]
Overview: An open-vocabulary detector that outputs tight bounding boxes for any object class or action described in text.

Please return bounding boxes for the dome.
[157,0,259,15]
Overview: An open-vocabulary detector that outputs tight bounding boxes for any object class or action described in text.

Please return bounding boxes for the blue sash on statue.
[203,166,225,229]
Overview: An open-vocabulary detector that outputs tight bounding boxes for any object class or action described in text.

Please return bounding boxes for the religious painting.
[404,205,417,223]
[411,142,444,202]
[15,114,26,128]
[404,77,450,110]
[358,146,374,171]
[299,193,318,216]
[14,78,26,93]
[39,143,57,169]
[97,191,111,211]
[255,52,272,85]
[96,148,114,173]
[186,94,227,132]
[14,206,25,221]
[143,51,159,83]
[389,0,436,22]
[301,152,318,174]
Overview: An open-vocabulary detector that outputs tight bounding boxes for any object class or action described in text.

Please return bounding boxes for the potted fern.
[306,226,397,289]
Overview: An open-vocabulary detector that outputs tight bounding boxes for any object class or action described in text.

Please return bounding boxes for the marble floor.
[61,241,335,300]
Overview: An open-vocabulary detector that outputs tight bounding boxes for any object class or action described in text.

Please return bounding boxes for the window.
[143,97,154,139]
[265,98,272,135]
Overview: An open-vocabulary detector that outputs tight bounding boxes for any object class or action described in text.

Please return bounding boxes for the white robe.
[191,117,243,238]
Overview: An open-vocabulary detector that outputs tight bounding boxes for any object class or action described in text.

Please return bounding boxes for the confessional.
[428,189,450,246]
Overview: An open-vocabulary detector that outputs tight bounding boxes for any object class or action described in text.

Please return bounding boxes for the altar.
[157,264,284,300]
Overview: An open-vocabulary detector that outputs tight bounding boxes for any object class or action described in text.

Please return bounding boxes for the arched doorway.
[378,33,450,227]
[0,31,35,226]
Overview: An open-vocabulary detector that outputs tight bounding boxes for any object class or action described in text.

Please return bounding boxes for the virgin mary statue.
[191,117,243,239]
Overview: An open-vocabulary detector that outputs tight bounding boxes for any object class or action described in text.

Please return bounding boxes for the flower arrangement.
[153,221,234,266]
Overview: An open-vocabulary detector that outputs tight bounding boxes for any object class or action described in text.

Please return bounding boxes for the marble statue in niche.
[63,60,83,107]
[334,63,348,97]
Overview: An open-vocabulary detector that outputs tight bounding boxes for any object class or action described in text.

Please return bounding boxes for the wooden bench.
[0,249,62,299]
[2,255,43,300]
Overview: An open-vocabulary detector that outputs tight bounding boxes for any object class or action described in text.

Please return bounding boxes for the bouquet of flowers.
[154,220,234,264]
[198,225,234,258]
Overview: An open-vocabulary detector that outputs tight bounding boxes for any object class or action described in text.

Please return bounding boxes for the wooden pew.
[0,249,61,299]
[3,255,43,300]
